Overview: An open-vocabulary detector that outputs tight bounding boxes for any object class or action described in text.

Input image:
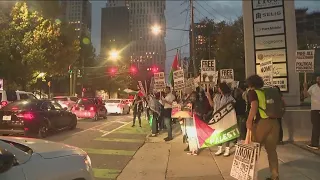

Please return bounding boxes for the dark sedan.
[0,99,77,138]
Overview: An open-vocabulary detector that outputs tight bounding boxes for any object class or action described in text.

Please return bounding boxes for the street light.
[108,49,120,61]
[151,25,161,35]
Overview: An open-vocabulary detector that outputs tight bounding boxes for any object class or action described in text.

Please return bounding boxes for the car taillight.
[17,112,35,120]
[1,101,8,107]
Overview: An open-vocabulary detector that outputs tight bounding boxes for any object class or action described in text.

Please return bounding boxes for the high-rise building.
[60,0,91,36]
[100,4,129,62]
[127,1,166,71]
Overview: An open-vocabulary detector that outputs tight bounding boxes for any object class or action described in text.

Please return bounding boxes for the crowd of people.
[128,74,320,180]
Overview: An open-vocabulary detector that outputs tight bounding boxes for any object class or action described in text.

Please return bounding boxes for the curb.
[290,142,320,156]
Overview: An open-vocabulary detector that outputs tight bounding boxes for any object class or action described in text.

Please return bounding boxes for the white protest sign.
[259,59,273,86]
[296,50,315,73]
[173,69,185,90]
[0,79,3,90]
[154,72,166,91]
[220,69,234,84]
[201,60,216,83]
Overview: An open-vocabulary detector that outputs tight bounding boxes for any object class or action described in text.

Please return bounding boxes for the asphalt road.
[45,114,150,180]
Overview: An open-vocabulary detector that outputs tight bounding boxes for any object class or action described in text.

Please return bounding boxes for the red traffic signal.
[130,66,137,74]
[152,67,159,73]
[109,67,117,75]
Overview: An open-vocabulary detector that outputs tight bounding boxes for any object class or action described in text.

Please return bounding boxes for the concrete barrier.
[282,107,311,142]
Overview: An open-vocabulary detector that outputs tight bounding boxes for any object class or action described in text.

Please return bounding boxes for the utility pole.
[190,0,197,77]
[81,57,84,97]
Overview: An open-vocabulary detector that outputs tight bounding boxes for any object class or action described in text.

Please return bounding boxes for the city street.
[45,114,149,180]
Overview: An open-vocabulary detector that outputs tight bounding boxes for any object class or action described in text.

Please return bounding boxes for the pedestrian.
[234,84,247,141]
[161,86,175,141]
[132,95,143,127]
[158,91,165,131]
[149,93,161,136]
[246,75,280,180]
[303,75,320,150]
[206,82,235,157]
[274,86,285,144]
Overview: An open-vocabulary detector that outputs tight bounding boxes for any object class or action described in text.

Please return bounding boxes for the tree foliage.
[0,2,80,90]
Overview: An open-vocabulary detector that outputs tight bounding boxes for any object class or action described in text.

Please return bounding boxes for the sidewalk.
[117,124,320,180]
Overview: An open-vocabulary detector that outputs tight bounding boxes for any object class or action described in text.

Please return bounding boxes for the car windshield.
[77,99,94,106]
[52,97,68,101]
[1,100,37,111]
[1,140,33,155]
[105,100,121,103]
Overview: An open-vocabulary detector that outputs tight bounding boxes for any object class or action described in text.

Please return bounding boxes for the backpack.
[256,87,285,119]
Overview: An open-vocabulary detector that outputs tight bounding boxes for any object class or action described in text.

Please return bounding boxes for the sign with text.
[173,69,185,90]
[154,72,166,91]
[254,20,285,36]
[252,0,283,9]
[295,50,315,73]
[255,35,286,50]
[0,79,3,90]
[259,59,273,86]
[220,69,234,84]
[273,77,288,91]
[256,49,286,63]
[201,60,216,83]
[185,78,195,93]
[253,6,284,23]
[256,63,287,77]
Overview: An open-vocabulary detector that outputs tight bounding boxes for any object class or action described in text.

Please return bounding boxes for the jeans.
[311,110,320,146]
[133,112,141,126]
[237,115,247,140]
[163,108,172,139]
[152,112,159,134]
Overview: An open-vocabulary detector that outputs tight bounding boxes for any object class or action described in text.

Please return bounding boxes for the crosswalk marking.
[83,148,135,156]
[94,137,143,143]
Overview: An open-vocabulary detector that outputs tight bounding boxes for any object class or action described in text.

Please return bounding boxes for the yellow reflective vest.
[254,89,268,119]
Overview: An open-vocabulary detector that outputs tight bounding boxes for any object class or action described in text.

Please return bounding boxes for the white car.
[105,99,130,114]
[52,96,78,110]
[0,90,37,109]
[0,136,94,180]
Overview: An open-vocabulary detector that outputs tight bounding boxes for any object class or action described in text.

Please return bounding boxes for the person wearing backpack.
[246,75,284,180]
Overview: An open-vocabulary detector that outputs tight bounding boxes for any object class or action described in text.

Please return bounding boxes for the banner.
[220,69,234,84]
[138,81,146,95]
[192,102,239,148]
[201,60,216,83]
[173,69,185,90]
[259,59,273,86]
[296,50,315,73]
[154,72,166,92]
[0,79,3,90]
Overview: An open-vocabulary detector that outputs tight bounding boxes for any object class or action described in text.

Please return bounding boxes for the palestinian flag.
[190,102,240,148]
[168,50,179,86]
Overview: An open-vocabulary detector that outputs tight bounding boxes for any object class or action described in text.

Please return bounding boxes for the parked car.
[105,99,130,115]
[0,99,77,138]
[0,136,94,180]
[71,97,107,121]
[125,99,134,107]
[52,96,78,110]
[0,90,37,109]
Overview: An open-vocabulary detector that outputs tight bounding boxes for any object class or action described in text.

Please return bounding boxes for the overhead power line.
[195,1,217,20]
[202,1,232,21]
[167,43,190,52]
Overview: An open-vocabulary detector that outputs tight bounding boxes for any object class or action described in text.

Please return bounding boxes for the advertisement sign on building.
[253,6,284,23]
[254,21,285,36]
[252,0,283,9]
[295,50,315,73]
[255,35,286,50]
[256,49,286,63]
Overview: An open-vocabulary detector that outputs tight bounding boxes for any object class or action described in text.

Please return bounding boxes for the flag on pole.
[168,50,179,86]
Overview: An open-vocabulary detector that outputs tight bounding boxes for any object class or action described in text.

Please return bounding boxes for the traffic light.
[109,67,117,75]
[68,65,72,74]
[129,66,137,74]
[152,67,159,73]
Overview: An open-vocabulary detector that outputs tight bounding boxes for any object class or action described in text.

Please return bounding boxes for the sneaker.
[164,137,173,142]
[223,147,230,157]
[131,124,135,127]
[215,146,223,156]
[307,144,319,150]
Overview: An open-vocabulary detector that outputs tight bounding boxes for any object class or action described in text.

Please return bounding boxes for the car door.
[52,101,72,128]
[40,102,61,129]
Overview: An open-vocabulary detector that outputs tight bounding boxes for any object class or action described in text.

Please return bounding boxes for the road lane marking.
[83,148,135,156]
[93,168,121,179]
[101,121,131,137]
[94,138,143,143]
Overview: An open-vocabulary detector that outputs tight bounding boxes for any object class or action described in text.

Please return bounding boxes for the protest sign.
[201,60,217,83]
[185,78,195,93]
[296,50,315,73]
[0,79,3,90]
[173,69,185,90]
[138,81,146,95]
[220,69,234,84]
[259,59,273,86]
[154,72,166,92]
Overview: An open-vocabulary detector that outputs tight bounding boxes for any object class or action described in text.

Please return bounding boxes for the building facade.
[100,5,130,62]
[127,1,166,71]
[60,0,91,37]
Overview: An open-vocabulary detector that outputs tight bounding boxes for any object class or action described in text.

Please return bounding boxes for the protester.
[158,91,166,131]
[303,75,320,150]
[275,86,285,144]
[233,84,247,141]
[149,93,161,137]
[206,82,235,157]
[246,75,280,180]
[161,86,175,141]
[132,95,143,127]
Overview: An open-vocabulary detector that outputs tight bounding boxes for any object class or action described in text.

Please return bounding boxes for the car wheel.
[38,122,49,138]
[103,111,108,119]
[69,116,77,130]
[93,113,98,121]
